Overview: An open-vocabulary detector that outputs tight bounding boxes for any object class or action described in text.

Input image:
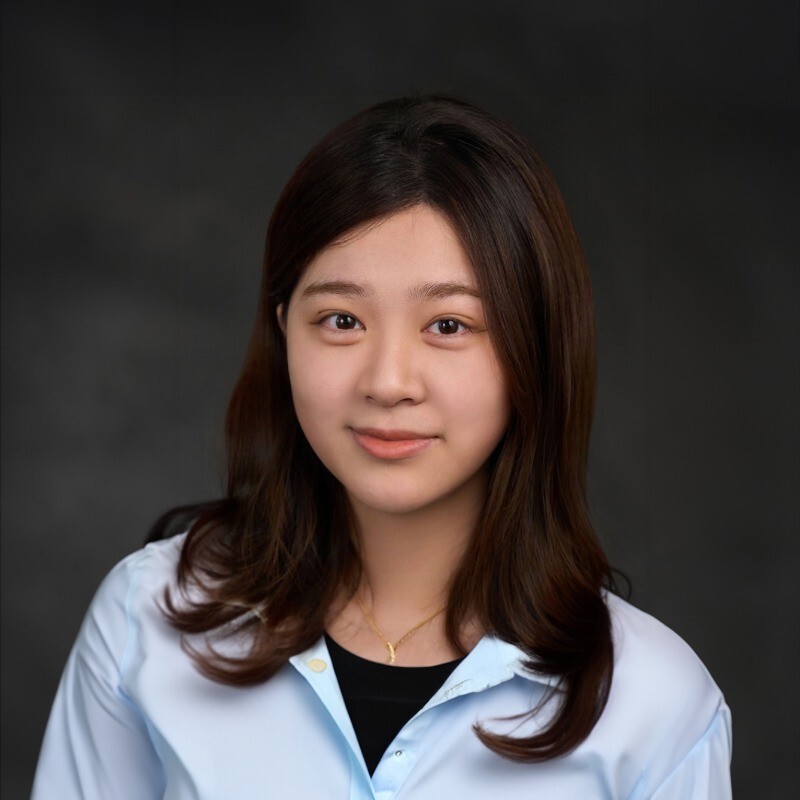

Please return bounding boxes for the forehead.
[298,206,477,290]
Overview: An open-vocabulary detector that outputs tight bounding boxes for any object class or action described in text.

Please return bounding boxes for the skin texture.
[277,205,510,664]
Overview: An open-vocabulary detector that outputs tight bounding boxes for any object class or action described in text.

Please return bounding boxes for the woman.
[32,94,732,798]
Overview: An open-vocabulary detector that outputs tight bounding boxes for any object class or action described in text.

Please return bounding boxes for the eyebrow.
[298,280,482,302]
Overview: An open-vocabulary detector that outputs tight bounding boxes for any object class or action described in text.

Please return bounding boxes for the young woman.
[32,95,732,798]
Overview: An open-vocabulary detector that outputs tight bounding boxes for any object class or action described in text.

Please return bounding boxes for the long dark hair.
[156,94,617,761]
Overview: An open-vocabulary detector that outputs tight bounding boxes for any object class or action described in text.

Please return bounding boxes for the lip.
[352,427,435,441]
[350,427,438,460]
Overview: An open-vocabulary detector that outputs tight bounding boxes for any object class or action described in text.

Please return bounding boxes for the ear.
[276,303,287,336]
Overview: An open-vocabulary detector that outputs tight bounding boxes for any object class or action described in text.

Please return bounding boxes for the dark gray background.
[2,1,797,797]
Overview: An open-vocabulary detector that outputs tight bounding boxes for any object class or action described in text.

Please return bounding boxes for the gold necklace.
[356,596,446,665]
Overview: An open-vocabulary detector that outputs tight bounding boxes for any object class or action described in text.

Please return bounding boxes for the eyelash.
[315,313,475,337]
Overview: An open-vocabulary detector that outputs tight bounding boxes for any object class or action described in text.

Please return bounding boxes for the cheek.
[287,345,350,431]
[434,354,510,443]
[465,388,510,449]
[456,347,507,405]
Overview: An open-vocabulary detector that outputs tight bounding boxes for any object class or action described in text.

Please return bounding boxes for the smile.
[351,429,437,461]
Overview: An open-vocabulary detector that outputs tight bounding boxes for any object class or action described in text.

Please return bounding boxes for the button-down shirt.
[32,535,732,799]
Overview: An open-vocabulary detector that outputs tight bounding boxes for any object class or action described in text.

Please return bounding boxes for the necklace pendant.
[387,642,396,664]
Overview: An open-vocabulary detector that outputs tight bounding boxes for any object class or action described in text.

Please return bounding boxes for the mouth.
[352,427,436,441]
[350,427,438,460]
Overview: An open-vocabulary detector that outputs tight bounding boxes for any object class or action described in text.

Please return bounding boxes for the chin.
[347,489,437,516]
[344,472,467,517]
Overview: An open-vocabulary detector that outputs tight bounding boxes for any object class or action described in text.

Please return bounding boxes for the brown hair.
[157,94,617,761]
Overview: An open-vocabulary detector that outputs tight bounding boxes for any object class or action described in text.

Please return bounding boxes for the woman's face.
[278,205,510,517]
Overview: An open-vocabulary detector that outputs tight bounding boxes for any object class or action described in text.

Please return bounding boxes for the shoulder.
[78,535,186,667]
[599,593,731,785]
[92,534,185,613]
[606,592,721,710]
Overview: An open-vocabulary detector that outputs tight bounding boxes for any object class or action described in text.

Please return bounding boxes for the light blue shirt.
[32,535,732,799]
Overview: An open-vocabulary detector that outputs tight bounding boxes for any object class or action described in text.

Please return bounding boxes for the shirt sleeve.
[648,702,732,800]
[31,549,166,800]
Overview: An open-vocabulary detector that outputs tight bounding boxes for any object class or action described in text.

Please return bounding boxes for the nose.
[356,331,425,407]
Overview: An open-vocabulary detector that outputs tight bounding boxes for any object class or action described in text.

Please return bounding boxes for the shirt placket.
[290,640,375,800]
[369,665,520,799]
[290,636,541,800]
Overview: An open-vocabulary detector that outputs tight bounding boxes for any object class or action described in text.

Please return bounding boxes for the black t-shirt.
[324,633,465,776]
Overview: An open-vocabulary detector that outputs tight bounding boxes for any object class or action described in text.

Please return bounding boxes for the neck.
[346,468,487,636]
[325,468,488,665]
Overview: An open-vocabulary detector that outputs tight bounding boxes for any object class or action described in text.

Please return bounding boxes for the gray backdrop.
[2,1,797,797]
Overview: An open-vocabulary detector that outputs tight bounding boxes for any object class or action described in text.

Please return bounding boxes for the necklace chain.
[356,596,446,665]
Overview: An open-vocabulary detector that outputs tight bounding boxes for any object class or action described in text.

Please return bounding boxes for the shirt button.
[394,750,403,758]
[306,658,327,672]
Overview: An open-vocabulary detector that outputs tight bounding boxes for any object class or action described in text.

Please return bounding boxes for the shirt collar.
[289,633,560,694]
[442,634,561,694]
[287,632,560,780]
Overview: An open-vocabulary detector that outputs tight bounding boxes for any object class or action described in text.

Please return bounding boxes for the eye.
[316,313,364,332]
[314,313,474,337]
[426,318,473,336]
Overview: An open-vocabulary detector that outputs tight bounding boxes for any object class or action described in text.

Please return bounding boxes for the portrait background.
[2,1,797,796]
